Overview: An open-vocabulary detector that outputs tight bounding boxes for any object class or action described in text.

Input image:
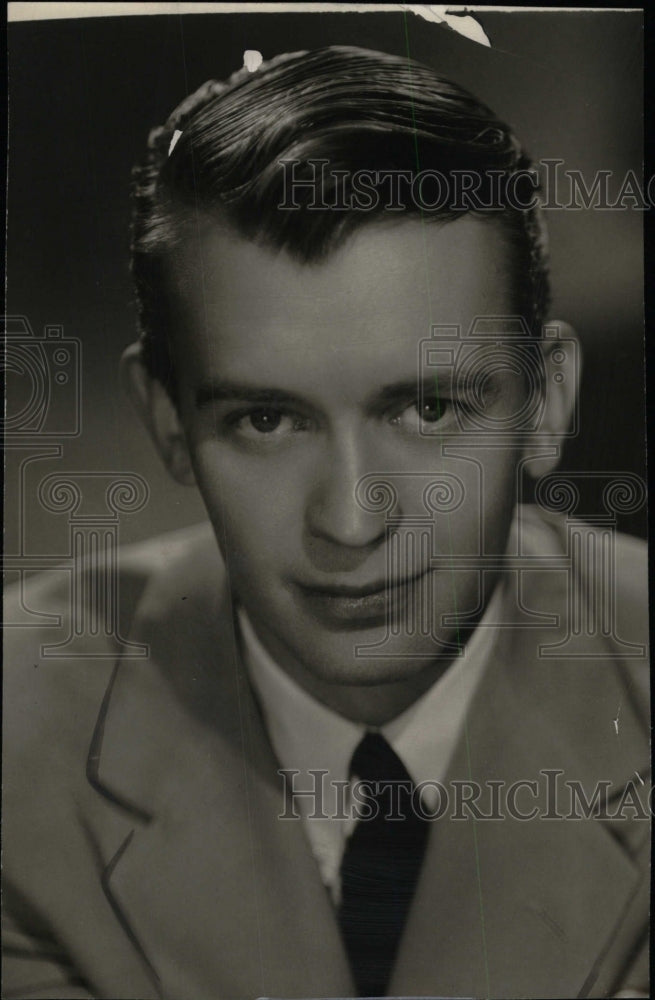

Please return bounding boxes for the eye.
[248,408,284,433]
[391,396,449,433]
[227,406,310,440]
[417,397,445,423]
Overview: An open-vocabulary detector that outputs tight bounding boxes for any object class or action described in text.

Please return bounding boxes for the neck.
[277,659,459,726]
[245,620,473,727]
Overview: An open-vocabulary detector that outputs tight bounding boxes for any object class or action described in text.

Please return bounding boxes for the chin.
[298,637,446,687]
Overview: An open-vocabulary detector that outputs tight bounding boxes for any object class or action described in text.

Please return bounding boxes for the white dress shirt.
[238,565,506,904]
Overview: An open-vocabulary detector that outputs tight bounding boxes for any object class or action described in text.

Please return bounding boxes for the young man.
[3,47,649,999]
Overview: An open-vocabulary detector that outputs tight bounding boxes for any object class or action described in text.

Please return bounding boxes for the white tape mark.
[403,6,491,46]
[168,129,183,157]
[243,49,264,72]
[612,701,621,736]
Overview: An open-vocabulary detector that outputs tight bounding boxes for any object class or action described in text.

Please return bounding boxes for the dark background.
[6,8,646,554]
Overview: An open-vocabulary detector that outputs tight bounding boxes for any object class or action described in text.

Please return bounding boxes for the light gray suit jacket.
[2,511,650,999]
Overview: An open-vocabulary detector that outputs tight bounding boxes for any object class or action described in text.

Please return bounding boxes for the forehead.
[169,216,515,376]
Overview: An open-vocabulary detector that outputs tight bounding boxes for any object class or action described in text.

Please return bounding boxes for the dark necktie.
[337,731,430,998]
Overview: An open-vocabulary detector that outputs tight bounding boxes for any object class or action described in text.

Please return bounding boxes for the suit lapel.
[390,568,648,999]
[88,526,354,1000]
[89,521,647,999]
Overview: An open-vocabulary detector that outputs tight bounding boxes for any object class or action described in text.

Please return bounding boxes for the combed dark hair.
[131,45,550,398]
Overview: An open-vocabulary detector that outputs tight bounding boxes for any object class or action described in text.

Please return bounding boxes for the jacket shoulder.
[533,507,648,639]
[3,521,218,775]
[528,507,649,730]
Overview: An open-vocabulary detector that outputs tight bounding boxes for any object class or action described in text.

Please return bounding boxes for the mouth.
[294,569,431,627]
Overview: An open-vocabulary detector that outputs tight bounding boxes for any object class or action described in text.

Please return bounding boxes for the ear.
[521,321,581,479]
[120,343,196,487]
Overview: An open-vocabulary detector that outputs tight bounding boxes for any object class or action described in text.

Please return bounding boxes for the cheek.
[190,441,306,562]
[423,448,519,554]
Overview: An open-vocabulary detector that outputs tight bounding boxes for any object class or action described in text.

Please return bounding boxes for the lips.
[294,569,431,627]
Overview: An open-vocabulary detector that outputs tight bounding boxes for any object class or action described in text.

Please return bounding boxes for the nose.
[304,430,389,550]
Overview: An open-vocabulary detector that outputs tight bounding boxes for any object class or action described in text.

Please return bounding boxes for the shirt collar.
[238,609,362,790]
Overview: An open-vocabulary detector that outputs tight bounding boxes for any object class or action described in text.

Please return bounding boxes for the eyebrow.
[373,379,451,406]
[195,381,314,410]
[195,376,456,413]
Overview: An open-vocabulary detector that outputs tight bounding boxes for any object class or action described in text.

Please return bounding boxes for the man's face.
[168,217,530,686]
